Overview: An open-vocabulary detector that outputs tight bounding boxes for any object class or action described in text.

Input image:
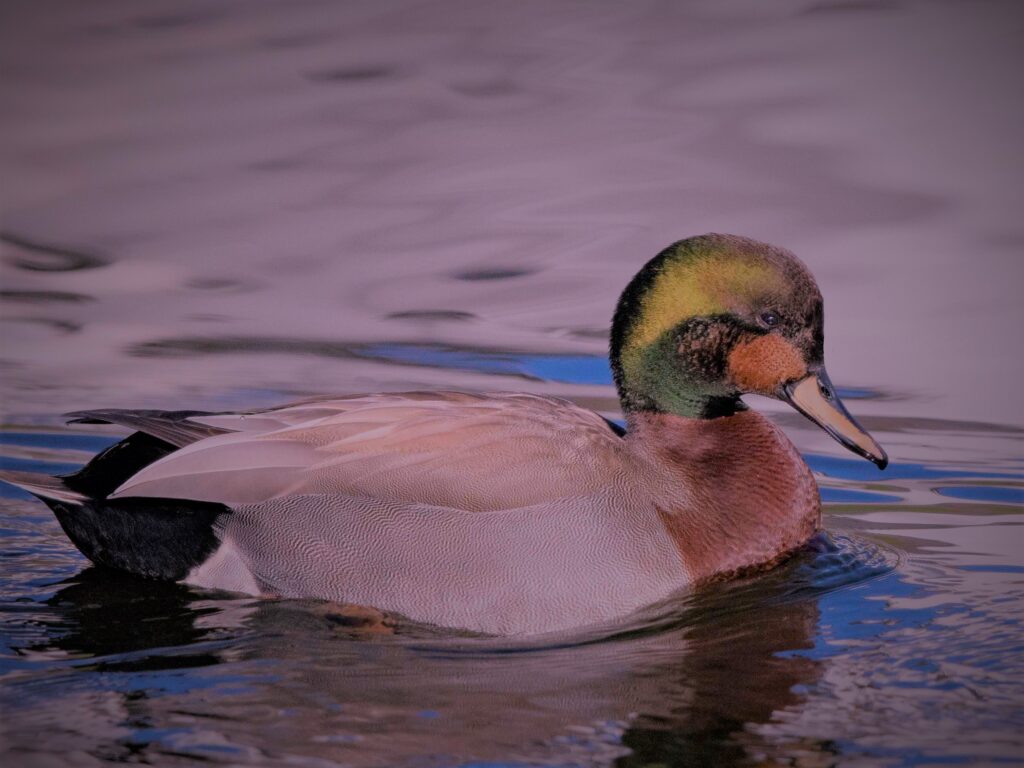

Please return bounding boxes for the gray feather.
[65,409,230,447]
[0,470,86,504]
[186,490,688,636]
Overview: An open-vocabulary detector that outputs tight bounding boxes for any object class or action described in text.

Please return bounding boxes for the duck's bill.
[780,369,888,470]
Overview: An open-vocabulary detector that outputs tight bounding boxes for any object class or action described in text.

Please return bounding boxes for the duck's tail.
[0,470,87,505]
[2,430,231,583]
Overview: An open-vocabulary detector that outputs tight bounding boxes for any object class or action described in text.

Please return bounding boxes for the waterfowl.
[0,234,887,635]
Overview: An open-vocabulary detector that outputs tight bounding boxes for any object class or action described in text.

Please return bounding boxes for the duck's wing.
[65,408,229,448]
[63,395,412,446]
[109,392,630,510]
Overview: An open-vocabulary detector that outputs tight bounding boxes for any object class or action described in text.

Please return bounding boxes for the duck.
[0,233,887,636]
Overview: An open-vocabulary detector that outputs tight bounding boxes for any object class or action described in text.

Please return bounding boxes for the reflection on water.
[1,0,1023,765]
[2,518,891,766]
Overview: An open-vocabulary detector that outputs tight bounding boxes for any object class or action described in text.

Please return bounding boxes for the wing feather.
[66,408,228,447]
[111,392,629,509]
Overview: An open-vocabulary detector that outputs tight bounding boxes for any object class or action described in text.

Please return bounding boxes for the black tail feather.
[44,495,228,580]
[2,430,230,581]
[61,430,179,499]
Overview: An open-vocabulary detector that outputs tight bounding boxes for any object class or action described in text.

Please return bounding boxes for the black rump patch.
[46,431,231,580]
[47,495,228,581]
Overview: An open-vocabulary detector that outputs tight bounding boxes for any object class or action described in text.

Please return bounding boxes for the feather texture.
[112,392,630,510]
[189,489,689,635]
[65,409,227,448]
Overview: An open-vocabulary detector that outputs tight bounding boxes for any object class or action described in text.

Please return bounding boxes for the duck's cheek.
[726,335,807,395]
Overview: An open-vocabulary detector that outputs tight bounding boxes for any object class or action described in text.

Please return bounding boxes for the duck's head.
[610,233,887,468]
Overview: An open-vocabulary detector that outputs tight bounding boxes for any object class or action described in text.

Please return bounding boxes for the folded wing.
[110,392,630,510]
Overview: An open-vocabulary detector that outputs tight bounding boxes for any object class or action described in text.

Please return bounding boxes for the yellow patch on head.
[727,335,806,394]
[627,253,784,351]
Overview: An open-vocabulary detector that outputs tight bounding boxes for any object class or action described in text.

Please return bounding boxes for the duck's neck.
[614,332,744,419]
[626,408,821,582]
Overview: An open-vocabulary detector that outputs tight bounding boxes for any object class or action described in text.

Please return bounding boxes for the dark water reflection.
[2,0,1023,765]
[1,521,886,766]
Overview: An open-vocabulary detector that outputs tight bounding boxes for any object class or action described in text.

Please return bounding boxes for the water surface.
[1,1,1022,765]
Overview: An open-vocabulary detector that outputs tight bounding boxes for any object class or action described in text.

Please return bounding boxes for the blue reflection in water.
[0,432,120,452]
[935,486,1024,504]
[515,354,614,386]
[958,564,1024,574]
[820,488,902,504]
[362,344,612,385]
[0,456,88,476]
[806,454,1023,483]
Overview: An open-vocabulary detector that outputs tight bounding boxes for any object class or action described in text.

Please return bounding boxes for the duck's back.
[111,391,634,511]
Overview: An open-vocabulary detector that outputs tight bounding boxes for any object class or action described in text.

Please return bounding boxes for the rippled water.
[1,1,1022,766]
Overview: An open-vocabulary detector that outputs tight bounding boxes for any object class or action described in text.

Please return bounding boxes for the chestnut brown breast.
[627,409,821,582]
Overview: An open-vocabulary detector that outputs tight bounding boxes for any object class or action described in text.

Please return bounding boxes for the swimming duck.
[0,234,886,635]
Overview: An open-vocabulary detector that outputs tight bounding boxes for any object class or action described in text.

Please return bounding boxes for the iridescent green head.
[609,233,887,468]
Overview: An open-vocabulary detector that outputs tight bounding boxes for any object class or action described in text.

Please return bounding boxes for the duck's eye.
[759,310,781,328]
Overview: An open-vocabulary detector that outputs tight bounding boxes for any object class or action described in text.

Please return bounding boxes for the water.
[1,0,1022,765]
